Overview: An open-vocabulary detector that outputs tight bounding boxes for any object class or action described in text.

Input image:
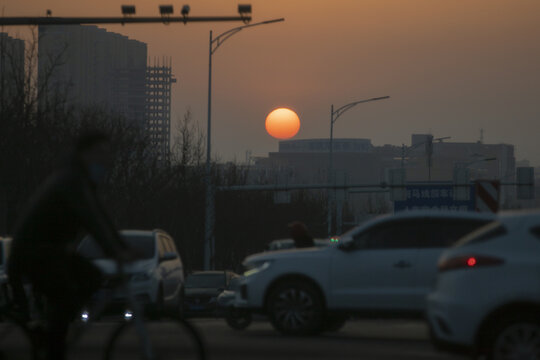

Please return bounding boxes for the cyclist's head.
[75,131,112,184]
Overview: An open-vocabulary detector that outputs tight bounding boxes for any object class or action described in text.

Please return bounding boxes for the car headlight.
[131,272,151,282]
[243,260,273,277]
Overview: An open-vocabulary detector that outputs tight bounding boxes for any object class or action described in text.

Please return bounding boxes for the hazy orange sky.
[3,0,540,164]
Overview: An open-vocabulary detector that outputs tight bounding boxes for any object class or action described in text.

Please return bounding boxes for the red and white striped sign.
[475,180,500,213]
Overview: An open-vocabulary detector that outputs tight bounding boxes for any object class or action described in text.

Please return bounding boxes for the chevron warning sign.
[475,180,500,213]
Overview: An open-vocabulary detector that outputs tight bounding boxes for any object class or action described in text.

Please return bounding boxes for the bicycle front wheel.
[104,319,205,360]
[0,316,36,360]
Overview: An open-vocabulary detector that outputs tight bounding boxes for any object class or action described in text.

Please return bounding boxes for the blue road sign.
[394,183,475,212]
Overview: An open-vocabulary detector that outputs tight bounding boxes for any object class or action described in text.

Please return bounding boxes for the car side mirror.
[161,252,178,262]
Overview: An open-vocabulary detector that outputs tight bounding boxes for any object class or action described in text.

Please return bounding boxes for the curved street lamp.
[327,96,390,237]
[204,18,285,270]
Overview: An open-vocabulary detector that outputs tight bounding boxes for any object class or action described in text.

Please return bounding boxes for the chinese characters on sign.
[394,184,475,212]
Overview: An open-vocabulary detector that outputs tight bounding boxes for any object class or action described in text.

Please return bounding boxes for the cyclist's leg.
[68,253,103,309]
[23,253,102,360]
[26,255,88,357]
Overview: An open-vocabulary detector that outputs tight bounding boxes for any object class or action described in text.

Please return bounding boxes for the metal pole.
[0,16,251,26]
[204,30,213,270]
[202,19,283,269]
[327,105,334,237]
[401,144,405,169]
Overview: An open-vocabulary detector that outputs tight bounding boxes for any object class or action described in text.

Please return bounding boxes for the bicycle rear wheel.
[104,319,205,360]
[0,315,36,360]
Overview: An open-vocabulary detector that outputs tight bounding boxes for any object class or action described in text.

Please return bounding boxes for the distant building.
[279,138,372,153]
[146,58,176,160]
[38,25,175,157]
[253,135,517,210]
[254,138,389,185]
[0,33,25,104]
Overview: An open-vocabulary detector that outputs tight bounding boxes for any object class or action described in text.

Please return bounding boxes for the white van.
[78,229,185,317]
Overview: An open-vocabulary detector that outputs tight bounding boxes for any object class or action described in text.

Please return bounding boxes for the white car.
[236,211,494,335]
[427,210,540,359]
[78,229,184,317]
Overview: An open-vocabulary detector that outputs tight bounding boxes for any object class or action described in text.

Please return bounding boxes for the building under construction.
[38,25,176,160]
[146,57,176,161]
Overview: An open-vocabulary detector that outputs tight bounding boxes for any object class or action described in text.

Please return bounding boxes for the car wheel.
[323,314,347,332]
[267,280,324,335]
[225,307,252,330]
[484,313,540,360]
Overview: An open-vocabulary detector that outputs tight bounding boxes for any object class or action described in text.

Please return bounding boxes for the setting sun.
[265,108,300,140]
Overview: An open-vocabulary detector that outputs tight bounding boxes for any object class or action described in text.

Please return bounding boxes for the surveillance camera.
[159,5,174,15]
[238,4,252,15]
[121,5,136,15]
[181,5,190,16]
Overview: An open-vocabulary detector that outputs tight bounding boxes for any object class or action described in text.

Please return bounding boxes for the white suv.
[236,211,493,335]
[427,210,540,359]
[78,229,185,317]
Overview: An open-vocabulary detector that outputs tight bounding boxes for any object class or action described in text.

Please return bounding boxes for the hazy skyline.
[3,0,540,164]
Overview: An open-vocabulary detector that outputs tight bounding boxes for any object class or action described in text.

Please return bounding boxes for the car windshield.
[185,273,226,289]
[79,234,155,260]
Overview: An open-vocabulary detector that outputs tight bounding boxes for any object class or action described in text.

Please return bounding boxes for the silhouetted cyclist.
[7,131,130,360]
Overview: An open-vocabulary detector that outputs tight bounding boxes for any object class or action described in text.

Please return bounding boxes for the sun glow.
[265,108,300,140]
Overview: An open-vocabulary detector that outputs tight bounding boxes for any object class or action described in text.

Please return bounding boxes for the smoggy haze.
[3,0,540,164]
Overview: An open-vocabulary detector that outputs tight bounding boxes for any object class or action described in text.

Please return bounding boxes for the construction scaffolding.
[146,57,176,160]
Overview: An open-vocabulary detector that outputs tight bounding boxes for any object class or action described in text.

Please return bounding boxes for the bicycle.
[0,260,206,360]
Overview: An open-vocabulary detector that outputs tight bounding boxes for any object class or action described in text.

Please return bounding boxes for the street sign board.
[475,180,500,213]
[394,184,475,212]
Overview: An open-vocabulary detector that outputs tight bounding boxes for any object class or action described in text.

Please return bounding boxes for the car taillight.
[438,255,504,272]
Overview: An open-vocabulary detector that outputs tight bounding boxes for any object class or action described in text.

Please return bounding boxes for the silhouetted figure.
[8,131,129,360]
[288,221,314,248]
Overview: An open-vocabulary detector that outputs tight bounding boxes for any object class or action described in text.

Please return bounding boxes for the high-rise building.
[0,33,25,104]
[38,25,175,155]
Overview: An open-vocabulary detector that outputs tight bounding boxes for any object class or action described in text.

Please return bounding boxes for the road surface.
[1,318,467,359]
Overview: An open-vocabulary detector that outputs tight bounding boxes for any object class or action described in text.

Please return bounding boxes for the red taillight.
[467,257,477,267]
[438,255,504,272]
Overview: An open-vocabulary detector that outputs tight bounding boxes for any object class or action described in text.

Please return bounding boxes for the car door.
[330,219,423,311]
[413,218,490,305]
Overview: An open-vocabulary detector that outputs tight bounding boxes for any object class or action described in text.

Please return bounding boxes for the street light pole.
[204,30,214,271]
[327,96,390,237]
[327,104,334,237]
[400,136,451,180]
[204,18,285,270]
